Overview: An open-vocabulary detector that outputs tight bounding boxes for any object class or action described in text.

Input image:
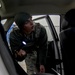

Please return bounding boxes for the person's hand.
[40,65,45,73]
[15,49,26,57]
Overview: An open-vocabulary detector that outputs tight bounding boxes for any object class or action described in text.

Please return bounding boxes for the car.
[0,0,75,75]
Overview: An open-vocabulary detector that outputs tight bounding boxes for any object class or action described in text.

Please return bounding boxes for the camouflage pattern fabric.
[25,51,38,75]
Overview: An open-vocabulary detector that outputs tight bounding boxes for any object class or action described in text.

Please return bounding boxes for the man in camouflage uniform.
[9,12,48,75]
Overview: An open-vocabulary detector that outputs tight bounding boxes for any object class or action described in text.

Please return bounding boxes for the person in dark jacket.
[60,9,75,75]
[9,12,48,75]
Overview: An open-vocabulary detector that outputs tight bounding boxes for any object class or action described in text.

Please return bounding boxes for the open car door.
[33,15,63,75]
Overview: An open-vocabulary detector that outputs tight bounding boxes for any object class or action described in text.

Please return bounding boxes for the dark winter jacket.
[9,23,48,65]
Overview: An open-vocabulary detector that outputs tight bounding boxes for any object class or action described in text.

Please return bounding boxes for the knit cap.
[14,12,31,29]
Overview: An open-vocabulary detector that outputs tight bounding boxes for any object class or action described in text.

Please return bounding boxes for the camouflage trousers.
[25,51,38,75]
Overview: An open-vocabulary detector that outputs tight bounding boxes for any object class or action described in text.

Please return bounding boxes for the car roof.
[0,0,75,19]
